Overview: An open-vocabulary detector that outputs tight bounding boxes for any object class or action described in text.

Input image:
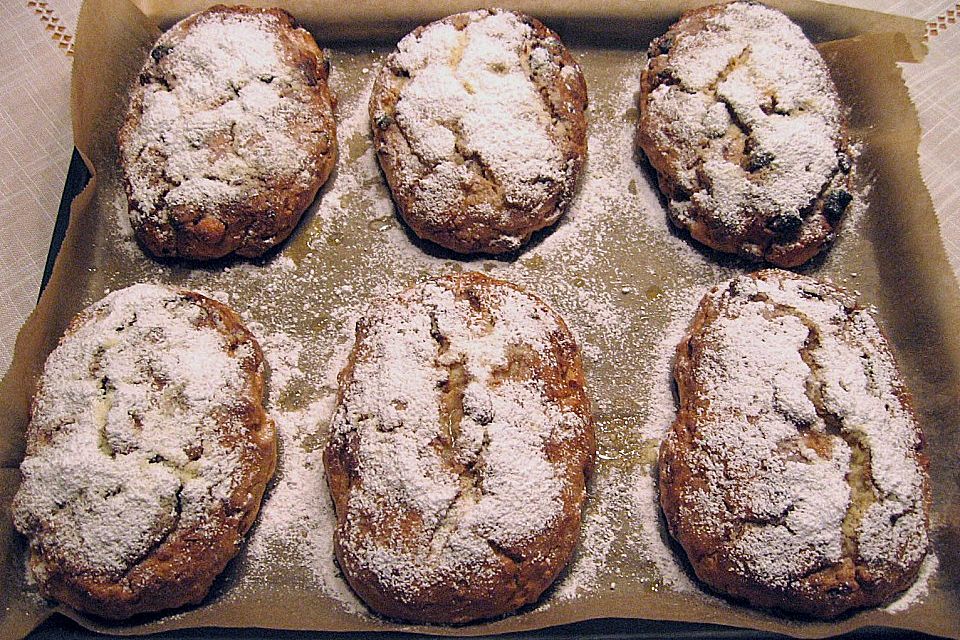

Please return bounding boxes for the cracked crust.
[659,270,930,618]
[370,9,587,254]
[12,285,276,619]
[119,5,337,260]
[636,2,852,267]
[324,272,595,623]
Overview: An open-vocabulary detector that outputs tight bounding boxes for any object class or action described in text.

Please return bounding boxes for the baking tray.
[19,93,946,640]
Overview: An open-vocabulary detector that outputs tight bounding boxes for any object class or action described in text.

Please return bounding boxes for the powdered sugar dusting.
[327,276,591,602]
[395,12,561,209]
[371,8,582,251]
[550,490,618,600]
[13,284,258,579]
[120,8,329,224]
[204,316,367,614]
[665,271,928,598]
[884,551,938,613]
[642,1,850,261]
[244,398,365,613]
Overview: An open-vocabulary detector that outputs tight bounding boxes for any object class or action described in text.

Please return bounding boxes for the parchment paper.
[1,0,957,638]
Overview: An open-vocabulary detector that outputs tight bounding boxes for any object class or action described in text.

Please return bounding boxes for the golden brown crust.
[324,272,595,623]
[636,2,852,267]
[119,5,337,260]
[370,10,587,254]
[13,285,276,620]
[659,270,930,618]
